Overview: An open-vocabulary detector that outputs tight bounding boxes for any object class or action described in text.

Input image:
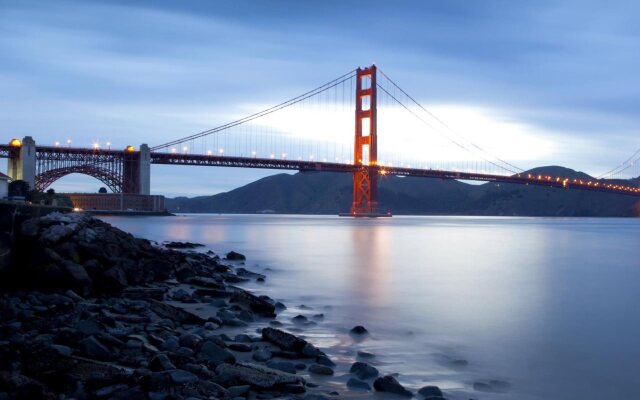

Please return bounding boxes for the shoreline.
[0,211,444,399]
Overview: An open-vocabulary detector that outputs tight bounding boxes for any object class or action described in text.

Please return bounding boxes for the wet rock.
[261,327,307,353]
[347,377,372,391]
[228,385,251,397]
[61,261,92,295]
[292,315,308,324]
[357,350,375,358]
[179,333,202,349]
[313,313,324,320]
[308,364,334,376]
[230,290,275,316]
[149,300,206,325]
[350,325,369,335]
[266,361,297,374]
[373,375,412,397]
[226,251,246,261]
[418,385,444,397]
[149,354,176,372]
[122,287,165,301]
[473,379,510,393]
[315,355,335,367]
[274,302,286,310]
[80,336,112,361]
[164,241,204,249]
[229,343,252,352]
[283,383,306,394]
[252,349,273,362]
[350,362,379,380]
[169,369,198,384]
[216,362,304,389]
[198,340,236,366]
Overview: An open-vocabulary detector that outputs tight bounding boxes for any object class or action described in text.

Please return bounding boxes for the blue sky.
[1,0,639,196]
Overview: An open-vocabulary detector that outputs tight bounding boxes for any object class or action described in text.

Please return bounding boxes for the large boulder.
[215,362,304,389]
[373,375,412,397]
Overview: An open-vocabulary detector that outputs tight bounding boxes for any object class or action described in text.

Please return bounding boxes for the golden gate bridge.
[1,65,639,216]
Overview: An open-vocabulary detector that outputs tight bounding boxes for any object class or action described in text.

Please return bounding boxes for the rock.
[179,333,202,349]
[226,251,246,260]
[230,290,275,316]
[350,362,379,380]
[308,364,334,376]
[227,385,251,397]
[61,261,92,295]
[418,386,443,397]
[252,349,273,362]
[315,355,335,367]
[473,379,510,393]
[215,362,304,389]
[169,369,198,384]
[301,343,321,357]
[101,266,128,292]
[266,361,297,374]
[313,313,324,320]
[261,327,307,353]
[164,241,204,249]
[149,354,176,372]
[229,343,252,352]
[350,325,369,335]
[122,287,165,301]
[347,378,372,391]
[357,350,375,358]
[75,317,102,336]
[274,302,286,310]
[80,336,112,361]
[373,375,412,397]
[198,340,236,366]
[292,315,308,324]
[149,300,206,325]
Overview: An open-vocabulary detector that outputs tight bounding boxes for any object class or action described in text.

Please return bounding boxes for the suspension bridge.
[1,65,639,216]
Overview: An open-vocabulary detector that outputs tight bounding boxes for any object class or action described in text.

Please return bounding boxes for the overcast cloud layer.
[1,0,639,196]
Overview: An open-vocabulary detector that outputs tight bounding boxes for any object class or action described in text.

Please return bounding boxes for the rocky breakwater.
[0,212,332,399]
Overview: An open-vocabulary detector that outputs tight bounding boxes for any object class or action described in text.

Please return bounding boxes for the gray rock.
[179,333,202,349]
[226,251,246,260]
[292,315,308,324]
[350,326,369,335]
[230,290,275,316]
[149,300,205,325]
[357,350,375,358]
[308,364,334,376]
[347,378,372,391]
[62,261,92,295]
[216,362,304,389]
[229,343,252,352]
[301,343,321,357]
[266,361,297,374]
[350,362,379,380]
[198,340,236,366]
[169,369,198,384]
[418,385,443,397]
[235,334,253,343]
[75,317,102,336]
[252,349,273,362]
[373,375,412,397]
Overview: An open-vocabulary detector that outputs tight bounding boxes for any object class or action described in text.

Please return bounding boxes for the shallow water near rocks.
[101,214,640,400]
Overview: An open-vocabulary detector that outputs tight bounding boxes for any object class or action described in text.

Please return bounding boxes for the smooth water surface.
[102,214,640,399]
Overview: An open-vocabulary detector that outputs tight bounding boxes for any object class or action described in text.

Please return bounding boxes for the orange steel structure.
[350,65,379,215]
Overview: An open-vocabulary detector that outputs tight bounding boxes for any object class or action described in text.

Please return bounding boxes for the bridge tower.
[7,136,36,190]
[350,65,380,216]
[122,143,151,194]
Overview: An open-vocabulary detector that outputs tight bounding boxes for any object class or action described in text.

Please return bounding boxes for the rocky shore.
[0,212,449,400]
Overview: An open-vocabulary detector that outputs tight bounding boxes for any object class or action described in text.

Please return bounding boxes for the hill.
[165,166,640,217]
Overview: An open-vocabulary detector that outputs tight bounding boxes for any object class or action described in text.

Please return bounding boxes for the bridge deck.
[1,145,638,197]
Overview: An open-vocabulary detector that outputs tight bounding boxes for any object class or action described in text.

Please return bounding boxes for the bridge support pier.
[7,136,36,190]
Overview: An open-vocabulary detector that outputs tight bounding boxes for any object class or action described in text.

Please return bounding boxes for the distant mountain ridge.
[166,166,640,217]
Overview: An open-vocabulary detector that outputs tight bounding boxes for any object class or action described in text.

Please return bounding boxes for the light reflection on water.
[102,214,640,400]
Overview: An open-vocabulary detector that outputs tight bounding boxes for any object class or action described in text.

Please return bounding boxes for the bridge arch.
[35,165,123,193]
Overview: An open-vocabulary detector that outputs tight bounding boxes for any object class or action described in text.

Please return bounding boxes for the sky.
[1,0,639,196]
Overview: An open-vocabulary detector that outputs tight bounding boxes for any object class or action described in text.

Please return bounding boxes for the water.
[102,214,640,399]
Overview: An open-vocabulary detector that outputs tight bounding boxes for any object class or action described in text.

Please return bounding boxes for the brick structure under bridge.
[65,193,165,212]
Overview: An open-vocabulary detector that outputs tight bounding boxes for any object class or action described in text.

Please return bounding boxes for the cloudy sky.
[1,0,639,196]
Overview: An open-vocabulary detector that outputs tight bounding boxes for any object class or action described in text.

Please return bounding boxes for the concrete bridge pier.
[7,136,36,190]
[123,143,151,194]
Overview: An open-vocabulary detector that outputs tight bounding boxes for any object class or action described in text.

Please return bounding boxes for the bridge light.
[281,153,286,159]
[182,146,188,153]
[251,151,256,157]
[309,155,314,160]
[207,150,212,155]
[54,141,60,147]
[125,145,135,152]
[380,170,387,175]
[219,148,224,154]
[93,143,100,150]
[106,141,111,149]
[270,154,274,159]
[67,139,72,146]
[171,148,177,153]
[9,138,21,147]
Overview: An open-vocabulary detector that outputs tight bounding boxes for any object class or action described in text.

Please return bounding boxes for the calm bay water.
[101,214,640,400]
